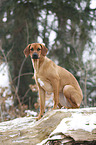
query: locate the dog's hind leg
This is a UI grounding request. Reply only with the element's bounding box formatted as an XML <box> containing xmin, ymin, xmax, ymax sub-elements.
<box><xmin>62</xmin><ymin>85</ymin><xmax>83</xmax><ymax>108</ymax></box>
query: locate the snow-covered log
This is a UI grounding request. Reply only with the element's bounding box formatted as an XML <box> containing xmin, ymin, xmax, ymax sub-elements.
<box><xmin>0</xmin><ymin>107</ymin><xmax>96</xmax><ymax>145</ymax></box>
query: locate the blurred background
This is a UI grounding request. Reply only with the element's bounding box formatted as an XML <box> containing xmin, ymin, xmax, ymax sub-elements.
<box><xmin>0</xmin><ymin>0</ymin><xmax>96</xmax><ymax>122</ymax></box>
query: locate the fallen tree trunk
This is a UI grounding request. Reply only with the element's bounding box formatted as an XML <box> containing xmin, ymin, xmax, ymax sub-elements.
<box><xmin>0</xmin><ymin>107</ymin><xmax>96</xmax><ymax>145</ymax></box>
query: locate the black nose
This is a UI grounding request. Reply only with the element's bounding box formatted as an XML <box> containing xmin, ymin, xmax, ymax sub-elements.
<box><xmin>32</xmin><ymin>53</ymin><xmax>39</xmax><ymax>59</ymax></box>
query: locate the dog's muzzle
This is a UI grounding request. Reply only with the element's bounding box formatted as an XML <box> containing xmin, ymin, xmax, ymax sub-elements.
<box><xmin>32</xmin><ymin>53</ymin><xmax>39</xmax><ymax>59</ymax></box>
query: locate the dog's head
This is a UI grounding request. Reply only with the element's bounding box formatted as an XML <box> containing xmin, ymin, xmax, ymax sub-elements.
<box><xmin>24</xmin><ymin>43</ymin><xmax>48</xmax><ymax>59</ymax></box>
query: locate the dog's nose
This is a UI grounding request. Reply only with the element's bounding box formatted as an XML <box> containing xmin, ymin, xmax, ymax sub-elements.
<box><xmin>32</xmin><ymin>53</ymin><xmax>39</xmax><ymax>59</ymax></box>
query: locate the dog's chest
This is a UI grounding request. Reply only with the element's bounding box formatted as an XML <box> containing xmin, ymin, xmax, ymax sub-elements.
<box><xmin>34</xmin><ymin>72</ymin><xmax>53</xmax><ymax>93</ymax></box>
<box><xmin>37</xmin><ymin>78</ymin><xmax>44</xmax><ymax>87</ymax></box>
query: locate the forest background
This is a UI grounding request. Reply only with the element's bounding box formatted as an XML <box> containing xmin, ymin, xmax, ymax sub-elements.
<box><xmin>0</xmin><ymin>0</ymin><xmax>96</xmax><ymax>121</ymax></box>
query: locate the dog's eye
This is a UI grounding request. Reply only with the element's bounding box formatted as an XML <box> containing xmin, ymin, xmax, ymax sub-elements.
<box><xmin>30</xmin><ymin>47</ymin><xmax>34</xmax><ymax>51</ymax></box>
<box><xmin>37</xmin><ymin>48</ymin><xmax>41</xmax><ymax>51</ymax></box>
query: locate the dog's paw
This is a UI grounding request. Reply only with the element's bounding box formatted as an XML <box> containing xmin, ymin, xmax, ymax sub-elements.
<box><xmin>53</xmin><ymin>104</ymin><xmax>58</xmax><ymax>110</ymax></box>
<box><xmin>35</xmin><ymin>114</ymin><xmax>43</xmax><ymax>121</ymax></box>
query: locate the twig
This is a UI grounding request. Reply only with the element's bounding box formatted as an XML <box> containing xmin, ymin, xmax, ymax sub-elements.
<box><xmin>16</xmin><ymin>58</ymin><xmax>26</xmax><ymax>93</ymax></box>
<box><xmin>22</xmin><ymin>88</ymin><xmax>30</xmax><ymax>104</ymax></box>
<box><xmin>6</xmin><ymin>44</ymin><xmax>14</xmax><ymax>58</ymax></box>
<box><xmin>13</xmin><ymin>72</ymin><xmax>33</xmax><ymax>82</ymax></box>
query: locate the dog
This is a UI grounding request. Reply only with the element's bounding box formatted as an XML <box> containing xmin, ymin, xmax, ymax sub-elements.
<box><xmin>24</xmin><ymin>43</ymin><xmax>83</xmax><ymax>120</ymax></box>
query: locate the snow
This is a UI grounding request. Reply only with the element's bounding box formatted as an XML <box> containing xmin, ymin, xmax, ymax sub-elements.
<box><xmin>37</xmin><ymin>139</ymin><xmax>48</xmax><ymax>145</ymax></box>
<box><xmin>49</xmin><ymin>30</ymin><xmax>57</xmax><ymax>46</ymax></box>
<box><xmin>51</xmin><ymin>113</ymin><xmax>96</xmax><ymax>136</ymax></box>
<box><xmin>0</xmin><ymin>63</ymin><xmax>9</xmax><ymax>87</ymax></box>
<box><xmin>5</xmin><ymin>97</ymin><xmax>14</xmax><ymax>109</ymax></box>
<box><xmin>90</xmin><ymin>0</ymin><xmax>96</xmax><ymax>9</ymax></box>
<box><xmin>60</xmin><ymin>107</ymin><xmax>96</xmax><ymax>112</ymax></box>
<box><xmin>2</xmin><ymin>12</ymin><xmax>7</xmax><ymax>22</ymax></box>
<box><xmin>12</xmin><ymin>140</ymin><xmax>29</xmax><ymax>143</ymax></box>
<box><xmin>0</xmin><ymin>116</ymin><xmax>35</xmax><ymax>132</ymax></box>
<box><xmin>50</xmin><ymin>108</ymin><xmax>96</xmax><ymax>136</ymax></box>
<box><xmin>0</xmin><ymin>108</ymin><xmax>95</xmax><ymax>133</ymax></box>
<box><xmin>45</xmin><ymin>96</ymin><xmax>53</xmax><ymax>108</ymax></box>
<box><xmin>25</xmin><ymin>110</ymin><xmax>37</xmax><ymax>116</ymax></box>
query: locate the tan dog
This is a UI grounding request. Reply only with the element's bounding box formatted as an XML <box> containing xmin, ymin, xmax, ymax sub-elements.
<box><xmin>24</xmin><ymin>43</ymin><xmax>83</xmax><ymax>120</ymax></box>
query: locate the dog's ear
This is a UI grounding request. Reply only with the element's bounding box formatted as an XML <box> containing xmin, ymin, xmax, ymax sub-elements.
<box><xmin>24</xmin><ymin>44</ymin><xmax>31</xmax><ymax>57</ymax></box>
<box><xmin>40</xmin><ymin>44</ymin><xmax>48</xmax><ymax>56</ymax></box>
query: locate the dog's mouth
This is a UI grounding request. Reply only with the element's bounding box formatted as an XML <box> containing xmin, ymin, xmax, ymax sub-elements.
<box><xmin>32</xmin><ymin>53</ymin><xmax>39</xmax><ymax>59</ymax></box>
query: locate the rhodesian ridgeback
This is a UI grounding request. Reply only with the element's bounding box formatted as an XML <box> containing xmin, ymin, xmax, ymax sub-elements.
<box><xmin>24</xmin><ymin>43</ymin><xmax>83</xmax><ymax>120</ymax></box>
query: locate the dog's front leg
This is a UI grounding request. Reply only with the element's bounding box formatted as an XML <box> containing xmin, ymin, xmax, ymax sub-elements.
<box><xmin>36</xmin><ymin>87</ymin><xmax>45</xmax><ymax>120</ymax></box>
<box><xmin>51</xmin><ymin>78</ymin><xmax>60</xmax><ymax>110</ymax></box>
